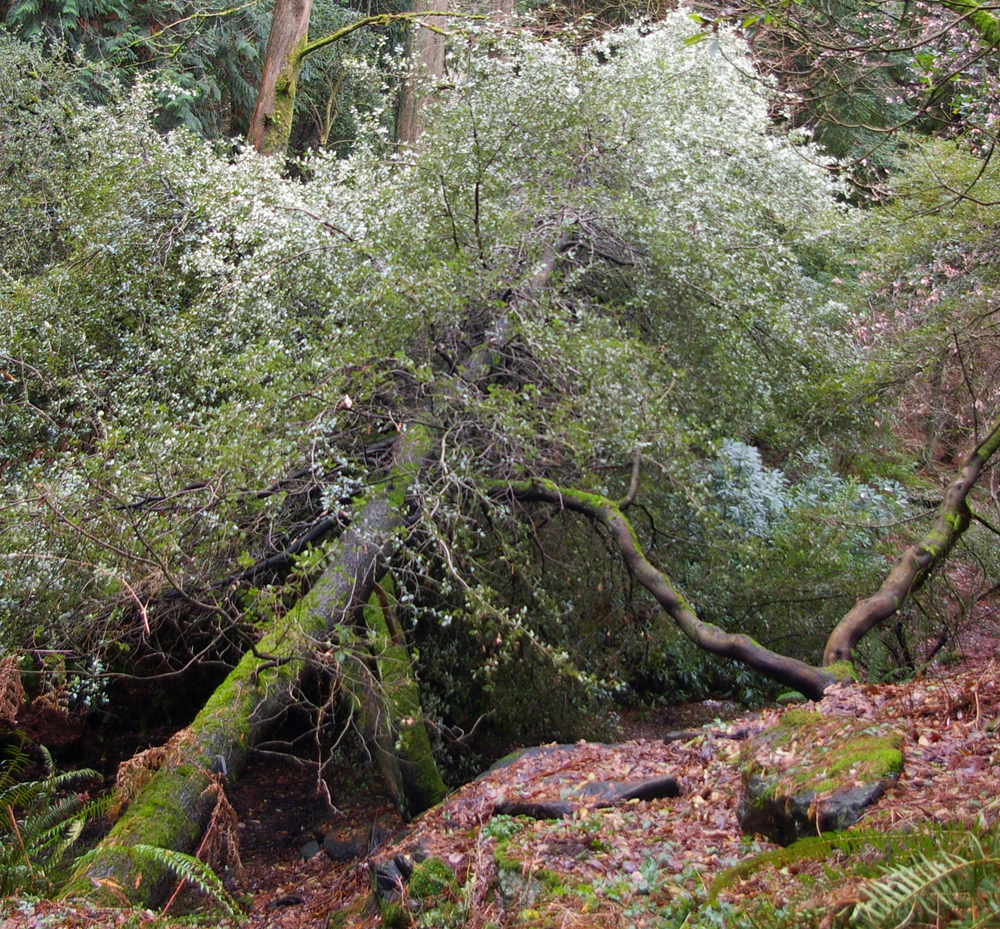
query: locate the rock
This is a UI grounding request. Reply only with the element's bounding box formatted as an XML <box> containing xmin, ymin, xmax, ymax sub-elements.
<box><xmin>738</xmin><ymin>708</ymin><xmax>903</xmax><ymax>845</ymax></box>
<box><xmin>484</xmin><ymin>744</ymin><xmax>582</xmax><ymax>775</ymax></box>
<box><xmin>299</xmin><ymin>840</ymin><xmax>321</xmax><ymax>860</ymax></box>
<box><xmin>393</xmin><ymin>853</ymin><xmax>414</xmax><ymax>880</ymax></box>
<box><xmin>497</xmin><ymin>864</ymin><xmax>547</xmax><ymax>907</ymax></box>
<box><xmin>572</xmin><ymin>775</ymin><xmax>680</xmax><ymax>806</ymax></box>
<box><xmin>372</xmin><ymin>859</ymin><xmax>406</xmax><ymax>900</ymax></box>
<box><xmin>323</xmin><ymin>836</ymin><xmax>363</xmax><ymax>862</ymax></box>
<box><xmin>739</xmin><ymin>776</ymin><xmax>888</xmax><ymax>846</ymax></box>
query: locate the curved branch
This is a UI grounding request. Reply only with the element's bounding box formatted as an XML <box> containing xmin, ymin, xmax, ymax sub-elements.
<box><xmin>618</xmin><ymin>452</ymin><xmax>641</xmax><ymax>511</ymax></box>
<box><xmin>823</xmin><ymin>411</ymin><xmax>1000</xmax><ymax>665</ymax></box>
<box><xmin>495</xmin><ymin>480</ymin><xmax>836</xmax><ymax>701</ymax></box>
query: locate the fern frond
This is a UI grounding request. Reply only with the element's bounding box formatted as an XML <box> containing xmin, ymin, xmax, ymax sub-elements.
<box><xmin>0</xmin><ymin>745</ymin><xmax>101</xmax><ymax>896</ymax></box>
<box><xmin>130</xmin><ymin>845</ymin><xmax>240</xmax><ymax>919</ymax></box>
<box><xmin>854</xmin><ymin>852</ymin><xmax>1000</xmax><ymax>929</ymax></box>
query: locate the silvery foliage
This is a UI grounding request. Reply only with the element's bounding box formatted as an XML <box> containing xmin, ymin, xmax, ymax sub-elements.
<box><xmin>1</xmin><ymin>16</ymin><xmax>858</xmax><ymax>660</ymax></box>
<box><xmin>712</xmin><ymin>440</ymin><xmax>788</xmax><ymax>537</ymax></box>
<box><xmin>711</xmin><ymin>440</ymin><xmax>909</xmax><ymax>540</ymax></box>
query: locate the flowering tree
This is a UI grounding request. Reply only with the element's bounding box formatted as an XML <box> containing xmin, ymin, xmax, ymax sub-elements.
<box><xmin>3</xmin><ymin>14</ymin><xmax>998</xmax><ymax>903</ymax></box>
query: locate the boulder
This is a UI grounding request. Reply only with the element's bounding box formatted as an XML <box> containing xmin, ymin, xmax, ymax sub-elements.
<box><xmin>738</xmin><ymin>708</ymin><xmax>903</xmax><ymax>845</ymax></box>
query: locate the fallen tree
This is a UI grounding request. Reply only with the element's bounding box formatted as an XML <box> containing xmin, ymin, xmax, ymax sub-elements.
<box><xmin>6</xmin><ymin>14</ymin><xmax>1000</xmax><ymax>911</ymax></box>
<box><xmin>65</xmin><ymin>403</ymin><xmax>1000</xmax><ymax>905</ymax></box>
<box><xmin>63</xmin><ymin>429</ymin><xmax>448</xmax><ymax>904</ymax></box>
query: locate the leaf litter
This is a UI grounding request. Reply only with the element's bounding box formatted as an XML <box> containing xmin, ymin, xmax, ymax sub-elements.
<box><xmin>2</xmin><ymin>641</ymin><xmax>999</xmax><ymax>928</ymax></box>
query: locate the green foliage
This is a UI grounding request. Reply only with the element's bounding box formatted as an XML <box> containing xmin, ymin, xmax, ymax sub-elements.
<box><xmin>704</xmin><ymin>821</ymin><xmax>1000</xmax><ymax>929</ymax></box>
<box><xmin>0</xmin><ymin>742</ymin><xmax>101</xmax><ymax>897</ymax></box>
<box><xmin>0</xmin><ymin>11</ymin><xmax>925</xmax><ymax>760</ymax></box>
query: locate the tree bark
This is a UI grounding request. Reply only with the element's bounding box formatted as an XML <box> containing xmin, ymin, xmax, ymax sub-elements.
<box><xmin>496</xmin><ymin>479</ymin><xmax>839</xmax><ymax>701</ymax></box>
<box><xmin>246</xmin><ymin>0</ymin><xmax>313</xmax><ymax>156</ymax></box>
<box><xmin>395</xmin><ymin>0</ymin><xmax>448</xmax><ymax>147</ymax></box>
<box><xmin>342</xmin><ymin>580</ymin><xmax>447</xmax><ymax>821</ymax></box>
<box><xmin>823</xmin><ymin>412</ymin><xmax>1000</xmax><ymax>664</ymax></box>
<box><xmin>63</xmin><ymin>428</ymin><xmax>441</xmax><ymax>907</ymax></box>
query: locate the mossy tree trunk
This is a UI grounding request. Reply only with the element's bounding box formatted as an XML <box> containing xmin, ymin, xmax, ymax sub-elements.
<box><xmin>341</xmin><ymin>579</ymin><xmax>447</xmax><ymax>821</ymax></box>
<box><xmin>823</xmin><ymin>412</ymin><xmax>1000</xmax><ymax>664</ymax></box>
<box><xmin>246</xmin><ymin>0</ymin><xmax>313</xmax><ymax>156</ymax></box>
<box><xmin>63</xmin><ymin>429</ymin><xmax>443</xmax><ymax>907</ymax></box>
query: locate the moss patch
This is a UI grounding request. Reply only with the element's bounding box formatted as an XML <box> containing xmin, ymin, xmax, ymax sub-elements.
<box><xmin>408</xmin><ymin>856</ymin><xmax>457</xmax><ymax>899</ymax></box>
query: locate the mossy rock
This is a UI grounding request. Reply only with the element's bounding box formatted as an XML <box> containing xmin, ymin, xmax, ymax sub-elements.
<box><xmin>409</xmin><ymin>856</ymin><xmax>458</xmax><ymax>899</ymax></box>
<box><xmin>738</xmin><ymin>710</ymin><xmax>903</xmax><ymax>845</ymax></box>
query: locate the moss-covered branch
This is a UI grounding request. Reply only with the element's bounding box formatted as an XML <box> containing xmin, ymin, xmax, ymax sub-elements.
<box><xmin>823</xmin><ymin>412</ymin><xmax>1000</xmax><ymax>664</ymax></box>
<box><xmin>943</xmin><ymin>0</ymin><xmax>1000</xmax><ymax>46</ymax></box>
<box><xmin>494</xmin><ymin>480</ymin><xmax>838</xmax><ymax>701</ymax></box>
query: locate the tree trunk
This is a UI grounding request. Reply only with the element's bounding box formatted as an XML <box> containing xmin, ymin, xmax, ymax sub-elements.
<box><xmin>823</xmin><ymin>411</ymin><xmax>1000</xmax><ymax>664</ymax></box>
<box><xmin>63</xmin><ymin>429</ymin><xmax>441</xmax><ymax>907</ymax></box>
<box><xmin>342</xmin><ymin>580</ymin><xmax>447</xmax><ymax>821</ymax></box>
<box><xmin>246</xmin><ymin>0</ymin><xmax>313</xmax><ymax>155</ymax></box>
<box><xmin>395</xmin><ymin>0</ymin><xmax>448</xmax><ymax>147</ymax></box>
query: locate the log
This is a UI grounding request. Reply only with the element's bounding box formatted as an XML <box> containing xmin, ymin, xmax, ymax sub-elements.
<box><xmin>63</xmin><ymin>428</ymin><xmax>440</xmax><ymax>906</ymax></box>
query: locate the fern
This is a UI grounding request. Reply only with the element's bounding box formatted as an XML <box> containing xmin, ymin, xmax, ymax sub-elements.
<box><xmin>0</xmin><ymin>742</ymin><xmax>100</xmax><ymax>897</ymax></box>
<box><xmin>128</xmin><ymin>845</ymin><xmax>241</xmax><ymax>919</ymax></box>
<box><xmin>854</xmin><ymin>840</ymin><xmax>1000</xmax><ymax>929</ymax></box>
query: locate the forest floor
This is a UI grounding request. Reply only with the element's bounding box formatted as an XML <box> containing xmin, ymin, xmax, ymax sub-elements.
<box><xmin>2</xmin><ymin>630</ymin><xmax>999</xmax><ymax>929</ymax></box>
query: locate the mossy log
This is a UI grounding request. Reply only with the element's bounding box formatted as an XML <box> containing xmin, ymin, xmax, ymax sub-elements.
<box><xmin>64</xmin><ymin>429</ymin><xmax>440</xmax><ymax>907</ymax></box>
<box><xmin>341</xmin><ymin>580</ymin><xmax>447</xmax><ymax>821</ymax></box>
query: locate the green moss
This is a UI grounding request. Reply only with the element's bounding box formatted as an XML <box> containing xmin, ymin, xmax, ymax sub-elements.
<box><xmin>753</xmin><ymin>710</ymin><xmax>904</xmax><ymax>801</ymax></box>
<box><xmin>495</xmin><ymin>845</ymin><xmax>522</xmax><ymax>875</ymax></box>
<box><xmin>363</xmin><ymin>582</ymin><xmax>447</xmax><ymax>811</ymax></box>
<box><xmin>534</xmin><ymin>867</ymin><xmax>564</xmax><ymax>892</ymax></box>
<box><xmin>379</xmin><ymin>899</ymin><xmax>409</xmax><ymax>928</ymax></box>
<box><xmin>778</xmin><ymin>708</ymin><xmax>821</xmax><ymax>731</ymax></box>
<box><xmin>824</xmin><ymin>660</ymin><xmax>858</xmax><ymax>682</ymax></box>
<box><xmin>825</xmin><ymin>736</ymin><xmax>903</xmax><ymax>780</ymax></box>
<box><xmin>409</xmin><ymin>857</ymin><xmax>457</xmax><ymax>898</ymax></box>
